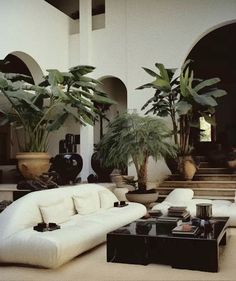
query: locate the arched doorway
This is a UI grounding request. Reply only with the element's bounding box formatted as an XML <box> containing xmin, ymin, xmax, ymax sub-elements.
<box><xmin>186</xmin><ymin>22</ymin><xmax>236</xmax><ymax>153</ymax></box>
<box><xmin>0</xmin><ymin>52</ymin><xmax>43</xmax><ymax>163</ymax></box>
<box><xmin>94</xmin><ymin>76</ymin><xmax>127</xmax><ymax>144</ymax></box>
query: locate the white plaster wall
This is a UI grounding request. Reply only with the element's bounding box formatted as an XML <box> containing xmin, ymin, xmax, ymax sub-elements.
<box><xmin>126</xmin><ymin>0</ymin><xmax>236</xmax><ymax>112</ymax></box>
<box><xmin>0</xmin><ymin>0</ymin><xmax>70</xmax><ymax>72</ymax></box>
<box><xmin>0</xmin><ymin>0</ymin><xmax>71</xmax><ymax>157</ymax></box>
<box><xmin>90</xmin><ymin>0</ymin><xmax>236</xmax><ymax>181</ymax></box>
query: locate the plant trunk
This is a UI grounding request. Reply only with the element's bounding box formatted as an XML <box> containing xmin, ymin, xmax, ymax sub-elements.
<box><xmin>137</xmin><ymin>157</ymin><xmax>148</xmax><ymax>190</ymax></box>
<box><xmin>179</xmin><ymin>115</ymin><xmax>190</xmax><ymax>155</ymax></box>
<box><xmin>170</xmin><ymin>109</ymin><xmax>178</xmax><ymax>146</ymax></box>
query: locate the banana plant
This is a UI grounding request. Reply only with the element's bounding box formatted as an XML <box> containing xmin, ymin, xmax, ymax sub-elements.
<box><xmin>137</xmin><ymin>63</ymin><xmax>179</xmax><ymax>145</ymax></box>
<box><xmin>137</xmin><ymin>60</ymin><xmax>227</xmax><ymax>156</ymax></box>
<box><xmin>177</xmin><ymin>61</ymin><xmax>227</xmax><ymax>155</ymax></box>
<box><xmin>0</xmin><ymin>65</ymin><xmax>115</xmax><ymax>152</ymax></box>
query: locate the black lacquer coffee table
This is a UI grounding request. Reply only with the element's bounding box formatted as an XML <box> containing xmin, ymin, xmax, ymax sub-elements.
<box><xmin>107</xmin><ymin>217</ymin><xmax>229</xmax><ymax>272</ymax></box>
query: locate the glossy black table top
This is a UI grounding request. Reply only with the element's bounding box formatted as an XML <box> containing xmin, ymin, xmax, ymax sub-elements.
<box><xmin>109</xmin><ymin>216</ymin><xmax>229</xmax><ymax>240</ymax></box>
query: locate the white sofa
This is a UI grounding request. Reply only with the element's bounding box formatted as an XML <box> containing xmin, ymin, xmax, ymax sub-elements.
<box><xmin>0</xmin><ymin>184</ymin><xmax>146</xmax><ymax>268</ymax></box>
<box><xmin>152</xmin><ymin>188</ymin><xmax>236</xmax><ymax>226</ymax></box>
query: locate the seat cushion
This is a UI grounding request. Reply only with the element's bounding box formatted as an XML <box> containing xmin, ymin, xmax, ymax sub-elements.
<box><xmin>73</xmin><ymin>191</ymin><xmax>100</xmax><ymax>215</ymax></box>
<box><xmin>40</xmin><ymin>200</ymin><xmax>70</xmax><ymax>224</ymax></box>
<box><xmin>99</xmin><ymin>189</ymin><xmax>118</xmax><ymax>209</ymax></box>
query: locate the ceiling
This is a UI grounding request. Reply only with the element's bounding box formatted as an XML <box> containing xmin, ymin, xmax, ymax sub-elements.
<box><xmin>45</xmin><ymin>0</ymin><xmax>105</xmax><ymax>19</ymax></box>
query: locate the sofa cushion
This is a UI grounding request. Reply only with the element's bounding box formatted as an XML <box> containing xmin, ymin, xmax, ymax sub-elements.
<box><xmin>73</xmin><ymin>191</ymin><xmax>100</xmax><ymax>215</ymax></box>
<box><xmin>164</xmin><ymin>188</ymin><xmax>194</xmax><ymax>204</ymax></box>
<box><xmin>99</xmin><ymin>189</ymin><xmax>118</xmax><ymax>209</ymax></box>
<box><xmin>40</xmin><ymin>200</ymin><xmax>70</xmax><ymax>224</ymax></box>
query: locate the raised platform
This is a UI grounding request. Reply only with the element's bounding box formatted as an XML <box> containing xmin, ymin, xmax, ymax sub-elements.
<box><xmin>0</xmin><ymin>184</ymin><xmax>29</xmax><ymax>201</ymax></box>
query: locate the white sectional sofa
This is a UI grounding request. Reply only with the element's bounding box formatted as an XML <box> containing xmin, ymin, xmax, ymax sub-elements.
<box><xmin>152</xmin><ymin>188</ymin><xmax>236</xmax><ymax>226</ymax></box>
<box><xmin>0</xmin><ymin>184</ymin><xmax>146</xmax><ymax>268</ymax></box>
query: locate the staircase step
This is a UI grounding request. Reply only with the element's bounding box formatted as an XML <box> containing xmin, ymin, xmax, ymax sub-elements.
<box><xmin>159</xmin><ymin>180</ymin><xmax>236</xmax><ymax>189</ymax></box>
<box><xmin>197</xmin><ymin>167</ymin><xmax>230</xmax><ymax>174</ymax></box>
<box><xmin>194</xmin><ymin>174</ymin><xmax>236</xmax><ymax>181</ymax></box>
<box><xmin>168</xmin><ymin>174</ymin><xmax>236</xmax><ymax>181</ymax></box>
<box><xmin>157</xmin><ymin>185</ymin><xmax>236</xmax><ymax>201</ymax></box>
<box><xmin>199</xmin><ymin>161</ymin><xmax>211</xmax><ymax>168</ymax></box>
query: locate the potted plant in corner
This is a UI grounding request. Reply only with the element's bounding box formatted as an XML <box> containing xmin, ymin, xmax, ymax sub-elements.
<box><xmin>137</xmin><ymin>60</ymin><xmax>227</xmax><ymax>180</ymax></box>
<box><xmin>95</xmin><ymin>112</ymin><xmax>176</xmax><ymax>205</ymax></box>
<box><xmin>0</xmin><ymin>65</ymin><xmax>114</xmax><ymax>179</ymax></box>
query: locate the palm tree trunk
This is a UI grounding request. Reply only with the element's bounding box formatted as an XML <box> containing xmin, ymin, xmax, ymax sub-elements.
<box><xmin>137</xmin><ymin>156</ymin><xmax>148</xmax><ymax>190</ymax></box>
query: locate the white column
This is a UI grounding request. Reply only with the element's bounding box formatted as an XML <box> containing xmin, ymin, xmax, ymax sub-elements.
<box><xmin>79</xmin><ymin>0</ymin><xmax>94</xmax><ymax>181</ymax></box>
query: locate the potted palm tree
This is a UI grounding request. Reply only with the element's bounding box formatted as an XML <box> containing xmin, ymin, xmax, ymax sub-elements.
<box><xmin>137</xmin><ymin>61</ymin><xmax>227</xmax><ymax>180</ymax></box>
<box><xmin>95</xmin><ymin>112</ymin><xmax>176</xmax><ymax>204</ymax></box>
<box><xmin>0</xmin><ymin>65</ymin><xmax>114</xmax><ymax>179</ymax></box>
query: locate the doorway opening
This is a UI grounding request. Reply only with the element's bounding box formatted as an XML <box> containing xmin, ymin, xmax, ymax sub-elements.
<box><xmin>94</xmin><ymin>76</ymin><xmax>127</xmax><ymax>144</ymax></box>
<box><xmin>186</xmin><ymin>22</ymin><xmax>236</xmax><ymax>153</ymax></box>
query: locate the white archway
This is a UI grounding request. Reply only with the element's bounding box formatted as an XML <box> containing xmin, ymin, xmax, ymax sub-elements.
<box><xmin>94</xmin><ymin>75</ymin><xmax>127</xmax><ymax>144</ymax></box>
<box><xmin>181</xmin><ymin>19</ymin><xmax>236</xmax><ymax>68</ymax></box>
<box><xmin>5</xmin><ymin>51</ymin><xmax>44</xmax><ymax>84</ymax></box>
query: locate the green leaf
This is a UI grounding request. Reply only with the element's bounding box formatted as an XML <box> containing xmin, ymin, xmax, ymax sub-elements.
<box><xmin>47</xmin><ymin>112</ymin><xmax>68</xmax><ymax>131</ymax></box>
<box><xmin>69</xmin><ymin>65</ymin><xmax>95</xmax><ymax>76</ymax></box>
<box><xmin>192</xmin><ymin>93</ymin><xmax>217</xmax><ymax>107</ymax></box>
<box><xmin>47</xmin><ymin>69</ymin><xmax>64</xmax><ymax>86</ymax></box>
<box><xmin>205</xmin><ymin>89</ymin><xmax>227</xmax><ymax>98</ymax></box>
<box><xmin>136</xmin><ymin>83</ymin><xmax>155</xmax><ymax>90</ymax></box>
<box><xmin>142</xmin><ymin>67</ymin><xmax>158</xmax><ymax>77</ymax></box>
<box><xmin>176</xmin><ymin>100</ymin><xmax>192</xmax><ymax>115</ymax></box>
<box><xmin>92</xmin><ymin>94</ymin><xmax>116</xmax><ymax>105</ymax></box>
<box><xmin>155</xmin><ymin>63</ymin><xmax>170</xmax><ymax>82</ymax></box>
<box><xmin>194</xmin><ymin>78</ymin><xmax>220</xmax><ymax>92</ymax></box>
<box><xmin>153</xmin><ymin>78</ymin><xmax>171</xmax><ymax>91</ymax></box>
<box><xmin>0</xmin><ymin>77</ymin><xmax>8</xmax><ymax>89</ymax></box>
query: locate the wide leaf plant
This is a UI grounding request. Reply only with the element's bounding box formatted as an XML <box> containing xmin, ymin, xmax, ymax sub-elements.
<box><xmin>137</xmin><ymin>61</ymin><xmax>227</xmax><ymax>156</ymax></box>
<box><xmin>0</xmin><ymin>65</ymin><xmax>115</xmax><ymax>152</ymax></box>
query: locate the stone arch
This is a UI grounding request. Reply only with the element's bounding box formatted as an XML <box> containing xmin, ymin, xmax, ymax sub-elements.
<box><xmin>3</xmin><ymin>51</ymin><xmax>44</xmax><ymax>84</ymax></box>
<box><xmin>181</xmin><ymin>19</ymin><xmax>236</xmax><ymax>67</ymax></box>
<box><xmin>182</xmin><ymin>20</ymin><xmax>236</xmax><ymax>151</ymax></box>
<box><xmin>94</xmin><ymin>75</ymin><xmax>127</xmax><ymax>144</ymax></box>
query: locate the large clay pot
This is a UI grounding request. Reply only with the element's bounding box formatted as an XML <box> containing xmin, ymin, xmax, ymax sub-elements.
<box><xmin>126</xmin><ymin>190</ymin><xmax>158</xmax><ymax>207</ymax></box>
<box><xmin>16</xmin><ymin>152</ymin><xmax>50</xmax><ymax>180</ymax></box>
<box><xmin>178</xmin><ymin>155</ymin><xmax>197</xmax><ymax>180</ymax></box>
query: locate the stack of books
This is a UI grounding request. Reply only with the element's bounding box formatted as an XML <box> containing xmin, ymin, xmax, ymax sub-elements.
<box><xmin>172</xmin><ymin>223</ymin><xmax>200</xmax><ymax>237</ymax></box>
<box><xmin>168</xmin><ymin>206</ymin><xmax>190</xmax><ymax>221</ymax></box>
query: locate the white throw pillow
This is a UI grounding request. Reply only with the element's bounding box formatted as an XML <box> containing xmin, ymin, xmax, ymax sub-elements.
<box><xmin>99</xmin><ymin>189</ymin><xmax>118</xmax><ymax>209</ymax></box>
<box><xmin>39</xmin><ymin>200</ymin><xmax>70</xmax><ymax>224</ymax></box>
<box><xmin>165</xmin><ymin>188</ymin><xmax>194</xmax><ymax>204</ymax></box>
<box><xmin>73</xmin><ymin>191</ymin><xmax>100</xmax><ymax>215</ymax></box>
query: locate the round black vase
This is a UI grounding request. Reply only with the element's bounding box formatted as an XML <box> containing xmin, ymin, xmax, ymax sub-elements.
<box><xmin>91</xmin><ymin>152</ymin><xmax>113</xmax><ymax>182</ymax></box>
<box><xmin>51</xmin><ymin>153</ymin><xmax>83</xmax><ymax>185</ymax></box>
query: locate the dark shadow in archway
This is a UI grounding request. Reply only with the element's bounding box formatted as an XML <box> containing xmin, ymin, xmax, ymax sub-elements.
<box><xmin>187</xmin><ymin>22</ymin><xmax>236</xmax><ymax>153</ymax></box>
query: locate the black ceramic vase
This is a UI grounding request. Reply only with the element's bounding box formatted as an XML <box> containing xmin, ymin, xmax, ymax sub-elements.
<box><xmin>51</xmin><ymin>134</ymin><xmax>83</xmax><ymax>185</ymax></box>
<box><xmin>51</xmin><ymin>153</ymin><xmax>83</xmax><ymax>185</ymax></box>
<box><xmin>91</xmin><ymin>152</ymin><xmax>114</xmax><ymax>182</ymax></box>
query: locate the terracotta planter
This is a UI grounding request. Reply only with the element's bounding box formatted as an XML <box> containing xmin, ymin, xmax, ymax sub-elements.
<box><xmin>126</xmin><ymin>191</ymin><xmax>158</xmax><ymax>207</ymax></box>
<box><xmin>16</xmin><ymin>152</ymin><xmax>50</xmax><ymax>180</ymax></box>
<box><xmin>178</xmin><ymin>155</ymin><xmax>197</xmax><ymax>181</ymax></box>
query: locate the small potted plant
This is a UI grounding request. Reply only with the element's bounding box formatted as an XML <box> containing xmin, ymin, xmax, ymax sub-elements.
<box><xmin>0</xmin><ymin>65</ymin><xmax>114</xmax><ymax>179</ymax></box>
<box><xmin>95</xmin><ymin>112</ymin><xmax>176</xmax><ymax>205</ymax></box>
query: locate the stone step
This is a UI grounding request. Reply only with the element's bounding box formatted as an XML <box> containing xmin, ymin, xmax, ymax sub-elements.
<box><xmin>159</xmin><ymin>180</ymin><xmax>236</xmax><ymax>189</ymax></box>
<box><xmin>168</xmin><ymin>174</ymin><xmax>236</xmax><ymax>181</ymax></box>
<box><xmin>157</xmin><ymin>186</ymin><xmax>236</xmax><ymax>201</ymax></box>
<box><xmin>196</xmin><ymin>167</ymin><xmax>231</xmax><ymax>174</ymax></box>
<box><xmin>194</xmin><ymin>174</ymin><xmax>236</xmax><ymax>181</ymax></box>
<box><xmin>199</xmin><ymin>161</ymin><xmax>211</xmax><ymax>168</ymax></box>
